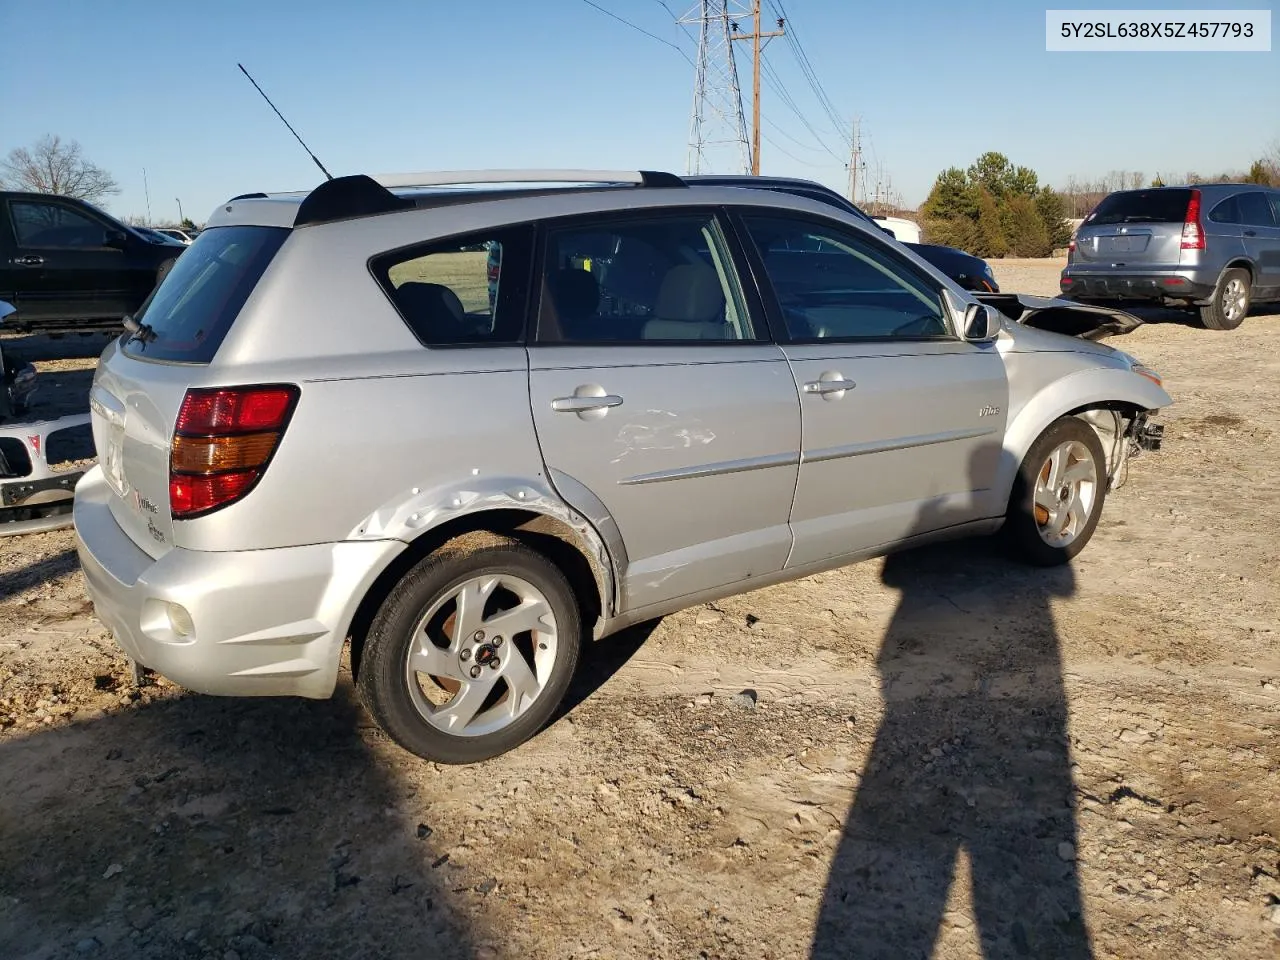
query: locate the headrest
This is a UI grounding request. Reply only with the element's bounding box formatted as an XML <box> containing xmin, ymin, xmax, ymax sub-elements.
<box><xmin>549</xmin><ymin>268</ymin><xmax>600</xmax><ymax>322</ymax></box>
<box><xmin>395</xmin><ymin>282</ymin><xmax>466</xmax><ymax>338</ymax></box>
<box><xmin>654</xmin><ymin>263</ymin><xmax>724</xmax><ymax>322</ymax></box>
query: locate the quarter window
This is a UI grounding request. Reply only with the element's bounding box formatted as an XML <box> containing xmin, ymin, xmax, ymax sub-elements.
<box><xmin>1209</xmin><ymin>195</ymin><xmax>1240</xmax><ymax>224</ymax></box>
<box><xmin>374</xmin><ymin>227</ymin><xmax>532</xmax><ymax>345</ymax></box>
<box><xmin>741</xmin><ymin>214</ymin><xmax>951</xmax><ymax>341</ymax></box>
<box><xmin>536</xmin><ymin>214</ymin><xmax>755</xmax><ymax>343</ymax></box>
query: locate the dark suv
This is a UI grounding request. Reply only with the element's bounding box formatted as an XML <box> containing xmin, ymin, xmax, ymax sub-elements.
<box><xmin>1061</xmin><ymin>183</ymin><xmax>1280</xmax><ymax>330</ymax></box>
<box><xmin>0</xmin><ymin>192</ymin><xmax>185</xmax><ymax>331</ymax></box>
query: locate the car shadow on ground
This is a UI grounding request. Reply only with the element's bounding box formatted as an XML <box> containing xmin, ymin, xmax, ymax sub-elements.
<box><xmin>0</xmin><ymin>684</ymin><xmax>481</xmax><ymax>960</ymax></box>
<box><xmin>811</xmin><ymin>445</ymin><xmax>1093</xmax><ymax>959</ymax></box>
<box><xmin>552</xmin><ymin>618</ymin><xmax>662</xmax><ymax>722</ymax></box>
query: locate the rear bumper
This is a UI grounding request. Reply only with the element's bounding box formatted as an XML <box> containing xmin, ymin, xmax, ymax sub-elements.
<box><xmin>73</xmin><ymin>466</ymin><xmax>403</xmax><ymax>699</ymax></box>
<box><xmin>1060</xmin><ymin>268</ymin><xmax>1215</xmax><ymax>302</ymax></box>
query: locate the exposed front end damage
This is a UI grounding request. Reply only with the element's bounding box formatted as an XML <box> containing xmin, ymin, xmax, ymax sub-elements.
<box><xmin>1077</xmin><ymin>406</ymin><xmax>1165</xmax><ymax>492</ymax></box>
<box><xmin>979</xmin><ymin>293</ymin><xmax>1143</xmax><ymax>341</ymax></box>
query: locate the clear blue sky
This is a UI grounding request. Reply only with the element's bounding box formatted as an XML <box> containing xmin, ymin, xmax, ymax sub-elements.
<box><xmin>2</xmin><ymin>0</ymin><xmax>1276</xmax><ymax>224</ymax></box>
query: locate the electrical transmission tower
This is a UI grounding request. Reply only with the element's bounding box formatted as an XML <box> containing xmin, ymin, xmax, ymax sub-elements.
<box><xmin>680</xmin><ymin>2</ymin><xmax>750</xmax><ymax>175</ymax></box>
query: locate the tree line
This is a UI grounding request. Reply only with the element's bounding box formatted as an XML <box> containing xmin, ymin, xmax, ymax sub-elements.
<box><xmin>921</xmin><ymin>144</ymin><xmax>1280</xmax><ymax>258</ymax></box>
<box><xmin>920</xmin><ymin>152</ymin><xmax>1073</xmax><ymax>259</ymax></box>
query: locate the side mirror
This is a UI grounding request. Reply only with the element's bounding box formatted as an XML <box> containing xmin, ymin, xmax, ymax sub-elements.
<box><xmin>0</xmin><ymin>300</ymin><xmax>15</xmax><ymax>322</ymax></box>
<box><xmin>103</xmin><ymin>230</ymin><xmax>128</xmax><ymax>249</ymax></box>
<box><xmin>879</xmin><ymin>225</ymin><xmax>896</xmax><ymax>238</ymax></box>
<box><xmin>962</xmin><ymin>303</ymin><xmax>1001</xmax><ymax>341</ymax></box>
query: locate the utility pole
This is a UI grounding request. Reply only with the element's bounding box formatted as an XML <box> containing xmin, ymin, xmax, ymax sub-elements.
<box><xmin>176</xmin><ymin>197</ymin><xmax>184</xmax><ymax>225</ymax></box>
<box><xmin>846</xmin><ymin>118</ymin><xmax>862</xmax><ymax>204</ymax></box>
<box><xmin>142</xmin><ymin>168</ymin><xmax>152</xmax><ymax>226</ymax></box>
<box><xmin>730</xmin><ymin>2</ymin><xmax>784</xmax><ymax>175</ymax></box>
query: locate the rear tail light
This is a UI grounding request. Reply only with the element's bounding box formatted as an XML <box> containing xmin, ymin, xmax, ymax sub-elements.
<box><xmin>169</xmin><ymin>385</ymin><xmax>299</xmax><ymax>519</ymax></box>
<box><xmin>1180</xmin><ymin>188</ymin><xmax>1205</xmax><ymax>250</ymax></box>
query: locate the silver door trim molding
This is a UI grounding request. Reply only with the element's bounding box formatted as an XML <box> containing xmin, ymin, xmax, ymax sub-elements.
<box><xmin>803</xmin><ymin>426</ymin><xmax>996</xmax><ymax>465</ymax></box>
<box><xmin>618</xmin><ymin>450</ymin><xmax>800</xmax><ymax>486</ymax></box>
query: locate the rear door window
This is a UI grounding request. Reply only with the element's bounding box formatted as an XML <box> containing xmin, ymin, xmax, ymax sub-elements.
<box><xmin>1087</xmin><ymin>189</ymin><xmax>1191</xmax><ymax>226</ymax></box>
<box><xmin>124</xmin><ymin>225</ymin><xmax>288</xmax><ymax>363</ymax></box>
<box><xmin>1238</xmin><ymin>192</ymin><xmax>1277</xmax><ymax>227</ymax></box>
<box><xmin>535</xmin><ymin>213</ymin><xmax>757</xmax><ymax>343</ymax></box>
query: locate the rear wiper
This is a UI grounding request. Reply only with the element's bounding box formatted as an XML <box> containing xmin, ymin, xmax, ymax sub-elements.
<box><xmin>122</xmin><ymin>314</ymin><xmax>157</xmax><ymax>345</ymax></box>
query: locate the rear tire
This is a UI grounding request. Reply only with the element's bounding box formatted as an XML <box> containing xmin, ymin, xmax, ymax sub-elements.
<box><xmin>1199</xmin><ymin>267</ymin><xmax>1250</xmax><ymax>330</ymax></box>
<box><xmin>1003</xmin><ymin>416</ymin><xmax>1107</xmax><ymax>567</ymax></box>
<box><xmin>356</xmin><ymin>532</ymin><xmax>581</xmax><ymax>764</ymax></box>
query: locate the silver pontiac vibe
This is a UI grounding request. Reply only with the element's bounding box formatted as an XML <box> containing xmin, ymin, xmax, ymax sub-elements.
<box><xmin>73</xmin><ymin>170</ymin><xmax>1171</xmax><ymax>764</ymax></box>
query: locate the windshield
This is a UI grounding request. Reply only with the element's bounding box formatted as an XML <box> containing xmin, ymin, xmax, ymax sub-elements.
<box><xmin>124</xmin><ymin>225</ymin><xmax>288</xmax><ymax>363</ymax></box>
<box><xmin>1087</xmin><ymin>189</ymin><xmax>1191</xmax><ymax>225</ymax></box>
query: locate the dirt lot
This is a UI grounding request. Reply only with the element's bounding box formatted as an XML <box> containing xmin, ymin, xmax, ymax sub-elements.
<box><xmin>2</xmin><ymin>261</ymin><xmax>1278</xmax><ymax>959</ymax></box>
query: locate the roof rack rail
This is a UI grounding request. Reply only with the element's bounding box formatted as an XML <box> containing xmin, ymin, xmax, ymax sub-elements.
<box><xmin>370</xmin><ymin>169</ymin><xmax>687</xmax><ymax>190</ymax></box>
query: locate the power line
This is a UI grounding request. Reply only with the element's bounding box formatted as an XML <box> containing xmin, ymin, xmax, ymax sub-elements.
<box><xmin>765</xmin><ymin>0</ymin><xmax>851</xmax><ymax>148</ymax></box>
<box><xmin>760</xmin><ymin>130</ymin><xmax>828</xmax><ymax>167</ymax></box>
<box><xmin>579</xmin><ymin>0</ymin><xmax>695</xmax><ymax>67</ymax></box>
<box><xmin>760</xmin><ymin>57</ymin><xmax>843</xmax><ymax>161</ymax></box>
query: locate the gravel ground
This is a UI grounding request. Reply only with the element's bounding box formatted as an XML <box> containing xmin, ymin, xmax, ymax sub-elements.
<box><xmin>1</xmin><ymin>261</ymin><xmax>1278</xmax><ymax>959</ymax></box>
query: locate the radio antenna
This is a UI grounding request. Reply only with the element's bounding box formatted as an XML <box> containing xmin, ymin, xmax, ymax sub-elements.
<box><xmin>237</xmin><ymin>63</ymin><xmax>334</xmax><ymax>181</ymax></box>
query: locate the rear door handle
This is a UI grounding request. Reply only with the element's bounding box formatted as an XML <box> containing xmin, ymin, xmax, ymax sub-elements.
<box><xmin>551</xmin><ymin>394</ymin><xmax>623</xmax><ymax>413</ymax></box>
<box><xmin>1243</xmin><ymin>230</ymin><xmax>1257</xmax><ymax>237</ymax></box>
<box><xmin>11</xmin><ymin>256</ymin><xmax>44</xmax><ymax>267</ymax></box>
<box><xmin>803</xmin><ymin>378</ymin><xmax>856</xmax><ymax>396</ymax></box>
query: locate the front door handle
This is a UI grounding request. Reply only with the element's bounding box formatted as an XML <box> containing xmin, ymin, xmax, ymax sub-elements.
<box><xmin>1243</xmin><ymin>229</ymin><xmax>1257</xmax><ymax>237</ymax></box>
<box><xmin>11</xmin><ymin>256</ymin><xmax>44</xmax><ymax>267</ymax></box>
<box><xmin>551</xmin><ymin>394</ymin><xmax>623</xmax><ymax>413</ymax></box>
<box><xmin>803</xmin><ymin>377</ymin><xmax>856</xmax><ymax>396</ymax></box>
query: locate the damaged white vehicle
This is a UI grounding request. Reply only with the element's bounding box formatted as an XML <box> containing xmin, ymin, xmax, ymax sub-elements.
<box><xmin>0</xmin><ymin>301</ymin><xmax>92</xmax><ymax>535</ymax></box>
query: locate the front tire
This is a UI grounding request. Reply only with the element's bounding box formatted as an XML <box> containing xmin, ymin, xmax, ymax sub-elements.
<box><xmin>356</xmin><ymin>532</ymin><xmax>581</xmax><ymax>764</ymax></box>
<box><xmin>1003</xmin><ymin>417</ymin><xmax>1107</xmax><ymax>566</ymax></box>
<box><xmin>1199</xmin><ymin>267</ymin><xmax>1250</xmax><ymax>330</ymax></box>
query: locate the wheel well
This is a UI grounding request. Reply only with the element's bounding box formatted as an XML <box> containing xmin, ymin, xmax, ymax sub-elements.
<box><xmin>345</xmin><ymin>509</ymin><xmax>604</xmax><ymax>680</ymax></box>
<box><xmin>1223</xmin><ymin>259</ymin><xmax>1253</xmax><ymax>281</ymax></box>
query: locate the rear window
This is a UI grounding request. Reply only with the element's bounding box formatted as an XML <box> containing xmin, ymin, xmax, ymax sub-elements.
<box><xmin>1087</xmin><ymin>189</ymin><xmax>1191</xmax><ymax>226</ymax></box>
<box><xmin>124</xmin><ymin>225</ymin><xmax>288</xmax><ymax>363</ymax></box>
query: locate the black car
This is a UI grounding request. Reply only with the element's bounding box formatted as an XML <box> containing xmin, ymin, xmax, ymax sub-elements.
<box><xmin>0</xmin><ymin>191</ymin><xmax>185</xmax><ymax>331</ymax></box>
<box><xmin>684</xmin><ymin>175</ymin><xmax>999</xmax><ymax>292</ymax></box>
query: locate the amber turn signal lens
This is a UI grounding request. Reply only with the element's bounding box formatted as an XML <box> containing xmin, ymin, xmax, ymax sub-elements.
<box><xmin>171</xmin><ymin>432</ymin><xmax>279</xmax><ymax>473</ymax></box>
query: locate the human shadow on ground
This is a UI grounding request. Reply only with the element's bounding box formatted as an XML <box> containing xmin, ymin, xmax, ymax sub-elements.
<box><xmin>0</xmin><ymin>549</ymin><xmax>79</xmax><ymax>604</ymax></box>
<box><xmin>0</xmin><ymin>682</ymin><xmax>479</xmax><ymax>960</ymax></box>
<box><xmin>811</xmin><ymin>448</ymin><xmax>1093</xmax><ymax>959</ymax></box>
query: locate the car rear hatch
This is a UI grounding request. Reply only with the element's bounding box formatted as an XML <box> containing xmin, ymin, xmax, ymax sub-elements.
<box><xmin>88</xmin><ymin>225</ymin><xmax>288</xmax><ymax>556</ymax></box>
<box><xmin>1073</xmin><ymin>189</ymin><xmax>1192</xmax><ymax>267</ymax></box>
